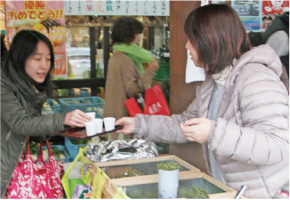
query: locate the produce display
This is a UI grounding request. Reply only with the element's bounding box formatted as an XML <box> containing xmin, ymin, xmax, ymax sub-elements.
<box><xmin>70</xmin><ymin>138</ymin><xmax>92</xmax><ymax>145</ymax></box>
<box><xmin>183</xmin><ymin>187</ymin><xmax>209</xmax><ymax>199</ymax></box>
<box><xmin>25</xmin><ymin>141</ymin><xmax>67</xmax><ymax>162</ymax></box>
<box><xmin>157</xmin><ymin>162</ymin><xmax>180</xmax><ymax>171</ymax></box>
<box><xmin>116</xmin><ymin>169</ymin><xmax>144</xmax><ymax>178</ymax></box>
<box><xmin>122</xmin><ymin>184</ymin><xmax>209</xmax><ymax>199</ymax></box>
<box><xmin>58</xmin><ymin>97</ymin><xmax>104</xmax><ymax>117</ymax></box>
<box><xmin>42</xmin><ymin>99</ymin><xmax>61</xmax><ymax>115</ymax></box>
<box><xmin>44</xmin><ymin>148</ymin><xmax>66</xmax><ymax>160</ymax></box>
<box><xmin>25</xmin><ymin>141</ymin><xmax>40</xmax><ymax>161</ymax></box>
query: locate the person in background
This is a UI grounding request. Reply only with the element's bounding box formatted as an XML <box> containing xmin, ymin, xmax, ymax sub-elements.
<box><xmin>103</xmin><ymin>16</ymin><xmax>159</xmax><ymax>140</ymax></box>
<box><xmin>115</xmin><ymin>4</ymin><xmax>289</xmax><ymax>198</ymax></box>
<box><xmin>264</xmin><ymin>11</ymin><xmax>289</xmax><ymax>76</ymax></box>
<box><xmin>1</xmin><ymin>30</ymin><xmax>93</xmax><ymax>197</ymax></box>
<box><xmin>82</xmin><ymin>34</ymin><xmax>90</xmax><ymax>47</ymax></box>
<box><xmin>261</xmin><ymin>16</ymin><xmax>268</xmax><ymax>29</ymax></box>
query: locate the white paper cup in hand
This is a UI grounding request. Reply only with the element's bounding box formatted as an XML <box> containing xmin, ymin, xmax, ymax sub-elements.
<box><xmin>93</xmin><ymin>118</ymin><xmax>103</xmax><ymax>133</ymax></box>
<box><xmin>85</xmin><ymin>121</ymin><xmax>96</xmax><ymax>136</ymax></box>
<box><xmin>104</xmin><ymin>117</ymin><xmax>116</xmax><ymax>131</ymax></box>
<box><xmin>86</xmin><ymin>112</ymin><xmax>96</xmax><ymax>121</ymax></box>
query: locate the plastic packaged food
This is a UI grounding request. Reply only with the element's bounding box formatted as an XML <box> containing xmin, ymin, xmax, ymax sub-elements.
<box><xmin>84</xmin><ymin>139</ymin><xmax>158</xmax><ymax>162</ymax></box>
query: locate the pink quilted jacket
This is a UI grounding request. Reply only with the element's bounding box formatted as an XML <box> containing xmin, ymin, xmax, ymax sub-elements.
<box><xmin>134</xmin><ymin>45</ymin><xmax>289</xmax><ymax>198</ymax></box>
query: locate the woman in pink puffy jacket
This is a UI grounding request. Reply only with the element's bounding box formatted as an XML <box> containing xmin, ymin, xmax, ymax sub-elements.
<box><xmin>115</xmin><ymin>4</ymin><xmax>289</xmax><ymax>199</ymax></box>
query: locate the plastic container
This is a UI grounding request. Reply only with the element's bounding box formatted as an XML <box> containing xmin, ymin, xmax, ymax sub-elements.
<box><xmin>42</xmin><ymin>99</ymin><xmax>62</xmax><ymax>115</ymax></box>
<box><xmin>40</xmin><ymin>145</ymin><xmax>71</xmax><ymax>163</ymax></box>
<box><xmin>111</xmin><ymin>172</ymin><xmax>236</xmax><ymax>199</ymax></box>
<box><xmin>65</xmin><ymin>138</ymin><xmax>90</xmax><ymax>161</ymax></box>
<box><xmin>154</xmin><ymin>61</ymin><xmax>170</xmax><ymax>81</ymax></box>
<box><xmin>158</xmin><ymin>169</ymin><xmax>179</xmax><ymax>198</ymax></box>
<box><xmin>58</xmin><ymin>96</ymin><xmax>104</xmax><ymax>118</ymax></box>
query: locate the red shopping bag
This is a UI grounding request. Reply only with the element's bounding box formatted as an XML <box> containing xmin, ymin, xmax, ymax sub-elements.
<box><xmin>124</xmin><ymin>97</ymin><xmax>143</xmax><ymax>117</ymax></box>
<box><xmin>143</xmin><ymin>85</ymin><xmax>170</xmax><ymax>116</ymax></box>
<box><xmin>125</xmin><ymin>85</ymin><xmax>170</xmax><ymax>117</ymax></box>
<box><xmin>4</xmin><ymin>138</ymin><xmax>64</xmax><ymax>199</ymax></box>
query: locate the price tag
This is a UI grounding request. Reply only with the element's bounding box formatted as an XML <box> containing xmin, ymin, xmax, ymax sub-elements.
<box><xmin>90</xmin><ymin>167</ymin><xmax>107</xmax><ymax>199</ymax></box>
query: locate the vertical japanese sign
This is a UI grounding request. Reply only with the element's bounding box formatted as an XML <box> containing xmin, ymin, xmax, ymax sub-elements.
<box><xmin>261</xmin><ymin>0</ymin><xmax>289</xmax><ymax>30</ymax></box>
<box><xmin>5</xmin><ymin>1</ymin><xmax>66</xmax><ymax>77</ymax></box>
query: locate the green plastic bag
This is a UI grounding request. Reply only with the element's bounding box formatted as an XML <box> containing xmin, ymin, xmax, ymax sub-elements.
<box><xmin>61</xmin><ymin>147</ymin><xmax>93</xmax><ymax>199</ymax></box>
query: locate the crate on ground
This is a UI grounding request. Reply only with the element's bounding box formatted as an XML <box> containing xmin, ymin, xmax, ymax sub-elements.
<box><xmin>40</xmin><ymin>145</ymin><xmax>71</xmax><ymax>163</ymax></box>
<box><xmin>58</xmin><ymin>96</ymin><xmax>104</xmax><ymax>118</ymax></box>
<box><xmin>65</xmin><ymin>137</ymin><xmax>91</xmax><ymax>161</ymax></box>
<box><xmin>154</xmin><ymin>61</ymin><xmax>170</xmax><ymax>81</ymax></box>
<box><xmin>42</xmin><ymin>99</ymin><xmax>62</xmax><ymax>115</ymax></box>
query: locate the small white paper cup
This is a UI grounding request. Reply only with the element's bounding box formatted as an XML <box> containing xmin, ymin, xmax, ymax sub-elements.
<box><xmin>86</xmin><ymin>112</ymin><xmax>96</xmax><ymax>121</ymax></box>
<box><xmin>85</xmin><ymin>121</ymin><xmax>96</xmax><ymax>136</ymax></box>
<box><xmin>93</xmin><ymin>118</ymin><xmax>103</xmax><ymax>133</ymax></box>
<box><xmin>104</xmin><ymin>117</ymin><xmax>116</xmax><ymax>131</ymax></box>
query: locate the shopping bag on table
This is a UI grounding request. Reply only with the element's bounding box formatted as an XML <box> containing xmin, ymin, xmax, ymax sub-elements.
<box><xmin>4</xmin><ymin>138</ymin><xmax>64</xmax><ymax>199</ymax></box>
<box><xmin>125</xmin><ymin>85</ymin><xmax>170</xmax><ymax>117</ymax></box>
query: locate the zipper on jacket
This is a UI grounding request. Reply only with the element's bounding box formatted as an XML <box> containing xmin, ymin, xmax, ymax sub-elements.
<box><xmin>196</xmin><ymin>86</ymin><xmax>202</xmax><ymax>117</ymax></box>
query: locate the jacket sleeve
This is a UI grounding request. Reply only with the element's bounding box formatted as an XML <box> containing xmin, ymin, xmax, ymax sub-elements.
<box><xmin>208</xmin><ymin>66</ymin><xmax>289</xmax><ymax>166</ymax></box>
<box><xmin>120</xmin><ymin>57</ymin><xmax>155</xmax><ymax>98</ymax></box>
<box><xmin>1</xmin><ymin>80</ymin><xmax>66</xmax><ymax>137</ymax></box>
<box><xmin>134</xmin><ymin>98</ymin><xmax>199</xmax><ymax>143</ymax></box>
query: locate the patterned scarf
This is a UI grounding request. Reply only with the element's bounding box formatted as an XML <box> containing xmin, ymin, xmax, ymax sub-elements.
<box><xmin>211</xmin><ymin>65</ymin><xmax>233</xmax><ymax>89</ymax></box>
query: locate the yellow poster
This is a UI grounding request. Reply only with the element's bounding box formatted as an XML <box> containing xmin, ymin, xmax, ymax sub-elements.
<box><xmin>5</xmin><ymin>0</ymin><xmax>66</xmax><ymax>77</ymax></box>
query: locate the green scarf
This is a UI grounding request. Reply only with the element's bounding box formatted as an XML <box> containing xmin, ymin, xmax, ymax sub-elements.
<box><xmin>113</xmin><ymin>43</ymin><xmax>153</xmax><ymax>74</ymax></box>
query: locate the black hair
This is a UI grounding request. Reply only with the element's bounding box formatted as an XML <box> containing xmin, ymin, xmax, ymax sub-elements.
<box><xmin>1</xmin><ymin>34</ymin><xmax>8</xmax><ymax>62</ymax></box>
<box><xmin>111</xmin><ymin>16</ymin><xmax>143</xmax><ymax>44</ymax></box>
<box><xmin>3</xmin><ymin>30</ymin><xmax>54</xmax><ymax>95</ymax></box>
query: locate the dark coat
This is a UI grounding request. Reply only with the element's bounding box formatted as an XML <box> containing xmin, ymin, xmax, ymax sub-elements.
<box><xmin>1</xmin><ymin>65</ymin><xmax>66</xmax><ymax>197</ymax></box>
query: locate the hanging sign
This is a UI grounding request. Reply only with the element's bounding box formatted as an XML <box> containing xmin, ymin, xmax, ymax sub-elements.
<box><xmin>261</xmin><ymin>0</ymin><xmax>289</xmax><ymax>30</ymax></box>
<box><xmin>262</xmin><ymin>0</ymin><xmax>289</xmax><ymax>14</ymax></box>
<box><xmin>5</xmin><ymin>0</ymin><xmax>67</xmax><ymax>77</ymax></box>
<box><xmin>64</xmin><ymin>0</ymin><xmax>169</xmax><ymax>16</ymax></box>
<box><xmin>231</xmin><ymin>0</ymin><xmax>262</xmax><ymax>31</ymax></box>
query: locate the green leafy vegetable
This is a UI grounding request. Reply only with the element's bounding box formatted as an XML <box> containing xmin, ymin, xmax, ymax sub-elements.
<box><xmin>184</xmin><ymin>187</ymin><xmax>209</xmax><ymax>199</ymax></box>
<box><xmin>157</xmin><ymin>162</ymin><xmax>180</xmax><ymax>171</ymax></box>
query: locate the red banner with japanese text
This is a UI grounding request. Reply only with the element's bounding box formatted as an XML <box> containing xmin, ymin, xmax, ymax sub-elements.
<box><xmin>261</xmin><ymin>0</ymin><xmax>289</xmax><ymax>30</ymax></box>
<box><xmin>262</xmin><ymin>0</ymin><xmax>289</xmax><ymax>15</ymax></box>
<box><xmin>5</xmin><ymin>0</ymin><xmax>66</xmax><ymax>77</ymax></box>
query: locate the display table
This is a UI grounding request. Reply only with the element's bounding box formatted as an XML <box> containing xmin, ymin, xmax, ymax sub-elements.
<box><xmin>83</xmin><ymin>155</ymin><xmax>239</xmax><ymax>199</ymax></box>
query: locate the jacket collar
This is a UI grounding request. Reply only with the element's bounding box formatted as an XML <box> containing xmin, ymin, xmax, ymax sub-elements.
<box><xmin>6</xmin><ymin>61</ymin><xmax>47</xmax><ymax>109</ymax></box>
<box><xmin>198</xmin><ymin>45</ymin><xmax>283</xmax><ymax>118</ymax></box>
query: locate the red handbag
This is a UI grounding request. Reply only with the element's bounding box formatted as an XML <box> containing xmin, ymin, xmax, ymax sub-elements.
<box><xmin>125</xmin><ymin>85</ymin><xmax>170</xmax><ymax>117</ymax></box>
<box><xmin>4</xmin><ymin>138</ymin><xmax>64</xmax><ymax>199</ymax></box>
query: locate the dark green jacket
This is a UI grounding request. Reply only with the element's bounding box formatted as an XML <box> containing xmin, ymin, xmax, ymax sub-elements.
<box><xmin>1</xmin><ymin>66</ymin><xmax>66</xmax><ymax>197</ymax></box>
